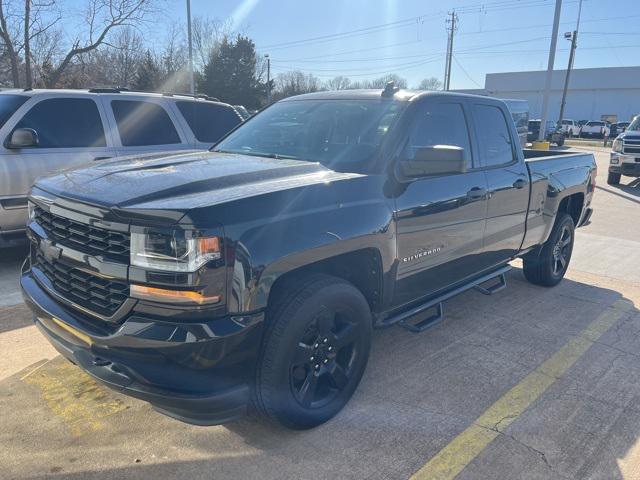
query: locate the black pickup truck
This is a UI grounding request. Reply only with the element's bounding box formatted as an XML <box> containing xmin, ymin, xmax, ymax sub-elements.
<box><xmin>21</xmin><ymin>87</ymin><xmax>596</xmax><ymax>429</ymax></box>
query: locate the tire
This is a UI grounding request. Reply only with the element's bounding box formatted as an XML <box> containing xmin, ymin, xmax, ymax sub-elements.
<box><xmin>523</xmin><ymin>213</ymin><xmax>575</xmax><ymax>287</ymax></box>
<box><xmin>255</xmin><ymin>274</ymin><xmax>372</xmax><ymax>429</ymax></box>
<box><xmin>607</xmin><ymin>172</ymin><xmax>621</xmax><ymax>185</ymax></box>
<box><xmin>557</xmin><ymin>137</ymin><xmax>565</xmax><ymax>147</ymax></box>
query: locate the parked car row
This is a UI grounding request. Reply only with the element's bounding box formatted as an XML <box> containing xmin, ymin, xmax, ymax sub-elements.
<box><xmin>535</xmin><ymin>118</ymin><xmax>633</xmax><ymax>142</ymax></box>
<box><xmin>0</xmin><ymin>89</ymin><xmax>246</xmax><ymax>244</ymax></box>
<box><xmin>527</xmin><ymin>119</ymin><xmax>566</xmax><ymax>146</ymax></box>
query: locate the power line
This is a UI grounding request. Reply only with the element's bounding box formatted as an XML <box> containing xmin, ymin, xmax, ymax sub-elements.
<box><xmin>261</xmin><ymin>12</ymin><xmax>444</xmax><ymax>51</ymax></box>
<box><xmin>452</xmin><ymin>55</ymin><xmax>483</xmax><ymax>88</ymax></box>
<box><xmin>258</xmin><ymin>0</ymin><xmax>588</xmax><ymax>52</ymax></box>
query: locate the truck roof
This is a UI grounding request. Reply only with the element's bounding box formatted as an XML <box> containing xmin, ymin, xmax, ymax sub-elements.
<box><xmin>280</xmin><ymin>89</ymin><xmax>502</xmax><ymax>103</ymax></box>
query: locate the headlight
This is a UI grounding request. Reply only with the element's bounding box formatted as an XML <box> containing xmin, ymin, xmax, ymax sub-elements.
<box><xmin>130</xmin><ymin>231</ymin><xmax>221</xmax><ymax>272</ymax></box>
<box><xmin>612</xmin><ymin>138</ymin><xmax>623</xmax><ymax>153</ymax></box>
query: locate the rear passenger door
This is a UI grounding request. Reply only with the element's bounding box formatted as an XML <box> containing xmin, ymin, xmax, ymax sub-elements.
<box><xmin>175</xmin><ymin>101</ymin><xmax>243</xmax><ymax>148</ymax></box>
<box><xmin>101</xmin><ymin>97</ymin><xmax>190</xmax><ymax>157</ymax></box>
<box><xmin>0</xmin><ymin>95</ymin><xmax>112</xmax><ymax>231</ymax></box>
<box><xmin>472</xmin><ymin>102</ymin><xmax>529</xmax><ymax>266</ymax></box>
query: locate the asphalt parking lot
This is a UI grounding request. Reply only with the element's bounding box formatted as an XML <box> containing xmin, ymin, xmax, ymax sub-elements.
<box><xmin>1</xmin><ymin>146</ymin><xmax>640</xmax><ymax>480</ymax></box>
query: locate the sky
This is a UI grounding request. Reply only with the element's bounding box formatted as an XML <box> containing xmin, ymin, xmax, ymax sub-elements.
<box><xmin>164</xmin><ymin>0</ymin><xmax>640</xmax><ymax>89</ymax></box>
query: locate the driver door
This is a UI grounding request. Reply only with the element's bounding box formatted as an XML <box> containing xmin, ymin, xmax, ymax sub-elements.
<box><xmin>392</xmin><ymin>99</ymin><xmax>488</xmax><ymax>307</ymax></box>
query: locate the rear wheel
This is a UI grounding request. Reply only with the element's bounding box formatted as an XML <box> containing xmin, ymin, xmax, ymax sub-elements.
<box><xmin>255</xmin><ymin>274</ymin><xmax>372</xmax><ymax>429</ymax></box>
<box><xmin>607</xmin><ymin>172</ymin><xmax>621</xmax><ymax>185</ymax></box>
<box><xmin>523</xmin><ymin>213</ymin><xmax>575</xmax><ymax>287</ymax></box>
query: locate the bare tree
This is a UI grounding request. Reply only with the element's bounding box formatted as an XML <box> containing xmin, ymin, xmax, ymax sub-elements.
<box><xmin>417</xmin><ymin>77</ymin><xmax>442</xmax><ymax>90</ymax></box>
<box><xmin>0</xmin><ymin>0</ymin><xmax>23</xmax><ymax>86</ymax></box>
<box><xmin>0</xmin><ymin>0</ymin><xmax>157</xmax><ymax>88</ymax></box>
<box><xmin>273</xmin><ymin>70</ymin><xmax>322</xmax><ymax>100</ymax></box>
<box><xmin>45</xmin><ymin>0</ymin><xmax>157</xmax><ymax>87</ymax></box>
<box><xmin>191</xmin><ymin>16</ymin><xmax>231</xmax><ymax>70</ymax></box>
<box><xmin>325</xmin><ymin>75</ymin><xmax>351</xmax><ymax>91</ymax></box>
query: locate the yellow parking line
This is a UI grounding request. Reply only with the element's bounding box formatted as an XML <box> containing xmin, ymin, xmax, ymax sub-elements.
<box><xmin>411</xmin><ymin>298</ymin><xmax>634</xmax><ymax>480</ymax></box>
<box><xmin>23</xmin><ymin>359</ymin><xmax>128</xmax><ymax>436</ymax></box>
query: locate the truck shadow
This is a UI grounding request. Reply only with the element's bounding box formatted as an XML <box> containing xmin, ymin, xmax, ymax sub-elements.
<box><xmin>5</xmin><ymin>267</ymin><xmax>640</xmax><ymax>480</ymax></box>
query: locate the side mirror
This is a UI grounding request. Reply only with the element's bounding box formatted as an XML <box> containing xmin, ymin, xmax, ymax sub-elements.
<box><xmin>5</xmin><ymin>128</ymin><xmax>39</xmax><ymax>149</ymax></box>
<box><xmin>399</xmin><ymin>145</ymin><xmax>466</xmax><ymax>179</ymax></box>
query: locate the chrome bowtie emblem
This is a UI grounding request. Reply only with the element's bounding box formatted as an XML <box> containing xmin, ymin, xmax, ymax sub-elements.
<box><xmin>41</xmin><ymin>238</ymin><xmax>62</xmax><ymax>262</ymax></box>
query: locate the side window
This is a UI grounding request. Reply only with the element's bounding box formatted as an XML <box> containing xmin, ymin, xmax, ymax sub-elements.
<box><xmin>15</xmin><ymin>98</ymin><xmax>106</xmax><ymax>148</ymax></box>
<box><xmin>405</xmin><ymin>102</ymin><xmax>472</xmax><ymax>167</ymax></box>
<box><xmin>111</xmin><ymin>100</ymin><xmax>181</xmax><ymax>146</ymax></box>
<box><xmin>176</xmin><ymin>101</ymin><xmax>242</xmax><ymax>143</ymax></box>
<box><xmin>473</xmin><ymin>104</ymin><xmax>516</xmax><ymax>167</ymax></box>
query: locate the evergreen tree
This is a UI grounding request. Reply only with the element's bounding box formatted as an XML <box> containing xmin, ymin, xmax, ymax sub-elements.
<box><xmin>133</xmin><ymin>50</ymin><xmax>162</xmax><ymax>92</ymax></box>
<box><xmin>199</xmin><ymin>35</ymin><xmax>267</xmax><ymax>108</ymax></box>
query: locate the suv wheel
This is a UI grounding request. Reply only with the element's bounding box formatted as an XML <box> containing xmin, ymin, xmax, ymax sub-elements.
<box><xmin>523</xmin><ymin>213</ymin><xmax>575</xmax><ymax>287</ymax></box>
<box><xmin>255</xmin><ymin>274</ymin><xmax>372</xmax><ymax>429</ymax></box>
<box><xmin>607</xmin><ymin>172</ymin><xmax>621</xmax><ymax>185</ymax></box>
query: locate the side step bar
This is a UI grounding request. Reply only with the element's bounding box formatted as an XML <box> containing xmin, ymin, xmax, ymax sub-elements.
<box><xmin>379</xmin><ymin>265</ymin><xmax>512</xmax><ymax>333</ymax></box>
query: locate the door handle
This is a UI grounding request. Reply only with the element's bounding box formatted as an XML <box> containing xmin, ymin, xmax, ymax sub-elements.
<box><xmin>467</xmin><ymin>187</ymin><xmax>487</xmax><ymax>200</ymax></box>
<box><xmin>513</xmin><ymin>179</ymin><xmax>527</xmax><ymax>189</ymax></box>
<box><xmin>93</xmin><ymin>156</ymin><xmax>112</xmax><ymax>161</ymax></box>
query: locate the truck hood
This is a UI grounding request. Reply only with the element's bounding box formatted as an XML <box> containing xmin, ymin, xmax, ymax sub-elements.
<box><xmin>621</xmin><ymin>131</ymin><xmax>640</xmax><ymax>140</ymax></box>
<box><xmin>34</xmin><ymin>150</ymin><xmax>362</xmax><ymax>211</ymax></box>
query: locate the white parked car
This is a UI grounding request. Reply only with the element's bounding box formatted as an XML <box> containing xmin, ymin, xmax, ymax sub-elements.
<box><xmin>560</xmin><ymin>119</ymin><xmax>580</xmax><ymax>137</ymax></box>
<box><xmin>579</xmin><ymin>121</ymin><xmax>610</xmax><ymax>139</ymax></box>
<box><xmin>0</xmin><ymin>89</ymin><xmax>243</xmax><ymax>244</ymax></box>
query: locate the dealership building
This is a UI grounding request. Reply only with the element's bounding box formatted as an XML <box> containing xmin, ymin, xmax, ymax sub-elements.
<box><xmin>458</xmin><ymin>66</ymin><xmax>640</xmax><ymax>123</ymax></box>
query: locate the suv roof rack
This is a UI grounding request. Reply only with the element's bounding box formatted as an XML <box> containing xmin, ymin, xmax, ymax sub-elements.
<box><xmin>162</xmin><ymin>92</ymin><xmax>220</xmax><ymax>102</ymax></box>
<box><xmin>88</xmin><ymin>87</ymin><xmax>129</xmax><ymax>93</ymax></box>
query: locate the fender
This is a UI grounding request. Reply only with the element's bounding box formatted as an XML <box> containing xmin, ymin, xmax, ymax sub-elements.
<box><xmin>218</xmin><ymin>176</ymin><xmax>396</xmax><ymax>314</ymax></box>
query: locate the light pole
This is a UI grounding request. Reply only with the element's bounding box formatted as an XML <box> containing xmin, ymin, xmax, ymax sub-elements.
<box><xmin>186</xmin><ymin>0</ymin><xmax>195</xmax><ymax>95</ymax></box>
<box><xmin>265</xmin><ymin>54</ymin><xmax>271</xmax><ymax>104</ymax></box>
<box><xmin>558</xmin><ymin>0</ymin><xmax>583</xmax><ymax>127</ymax></box>
<box><xmin>539</xmin><ymin>0</ymin><xmax>563</xmax><ymax>141</ymax></box>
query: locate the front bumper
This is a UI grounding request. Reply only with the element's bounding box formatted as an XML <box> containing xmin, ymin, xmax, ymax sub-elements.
<box><xmin>610</xmin><ymin>153</ymin><xmax>640</xmax><ymax>177</ymax></box>
<box><xmin>20</xmin><ymin>261</ymin><xmax>264</xmax><ymax>426</ymax></box>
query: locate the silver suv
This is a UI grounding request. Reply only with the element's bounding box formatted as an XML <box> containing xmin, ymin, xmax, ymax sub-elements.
<box><xmin>0</xmin><ymin>89</ymin><xmax>242</xmax><ymax>243</ymax></box>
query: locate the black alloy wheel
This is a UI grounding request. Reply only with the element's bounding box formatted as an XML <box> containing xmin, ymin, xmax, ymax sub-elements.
<box><xmin>255</xmin><ymin>274</ymin><xmax>371</xmax><ymax>429</ymax></box>
<box><xmin>289</xmin><ymin>307</ymin><xmax>360</xmax><ymax>409</ymax></box>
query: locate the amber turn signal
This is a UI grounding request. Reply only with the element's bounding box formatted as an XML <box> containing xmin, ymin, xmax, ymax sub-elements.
<box><xmin>197</xmin><ymin>236</ymin><xmax>220</xmax><ymax>255</ymax></box>
<box><xmin>130</xmin><ymin>284</ymin><xmax>221</xmax><ymax>305</ymax></box>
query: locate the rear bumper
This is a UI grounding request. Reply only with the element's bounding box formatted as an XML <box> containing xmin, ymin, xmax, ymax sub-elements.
<box><xmin>20</xmin><ymin>261</ymin><xmax>264</xmax><ymax>426</ymax></box>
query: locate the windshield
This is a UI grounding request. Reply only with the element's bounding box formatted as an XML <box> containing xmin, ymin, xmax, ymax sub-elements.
<box><xmin>214</xmin><ymin>99</ymin><xmax>404</xmax><ymax>173</ymax></box>
<box><xmin>0</xmin><ymin>94</ymin><xmax>28</xmax><ymax>129</ymax></box>
<box><xmin>628</xmin><ymin>117</ymin><xmax>640</xmax><ymax>131</ymax></box>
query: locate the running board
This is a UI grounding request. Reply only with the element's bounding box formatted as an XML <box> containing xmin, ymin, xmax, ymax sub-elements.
<box><xmin>379</xmin><ymin>265</ymin><xmax>512</xmax><ymax>333</ymax></box>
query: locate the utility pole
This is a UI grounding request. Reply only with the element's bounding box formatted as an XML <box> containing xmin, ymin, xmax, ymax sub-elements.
<box><xmin>558</xmin><ymin>0</ymin><xmax>583</xmax><ymax>126</ymax></box>
<box><xmin>539</xmin><ymin>0</ymin><xmax>563</xmax><ymax>141</ymax></box>
<box><xmin>443</xmin><ymin>10</ymin><xmax>457</xmax><ymax>91</ymax></box>
<box><xmin>265</xmin><ymin>54</ymin><xmax>272</xmax><ymax>104</ymax></box>
<box><xmin>186</xmin><ymin>0</ymin><xmax>195</xmax><ymax>95</ymax></box>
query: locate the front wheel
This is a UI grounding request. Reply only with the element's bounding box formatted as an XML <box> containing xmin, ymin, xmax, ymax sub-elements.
<box><xmin>255</xmin><ymin>274</ymin><xmax>372</xmax><ymax>429</ymax></box>
<box><xmin>523</xmin><ymin>213</ymin><xmax>575</xmax><ymax>287</ymax></box>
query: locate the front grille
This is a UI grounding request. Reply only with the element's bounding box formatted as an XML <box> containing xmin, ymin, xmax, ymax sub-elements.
<box><xmin>624</xmin><ymin>138</ymin><xmax>640</xmax><ymax>155</ymax></box>
<box><xmin>35</xmin><ymin>253</ymin><xmax>129</xmax><ymax>317</ymax></box>
<box><xmin>34</xmin><ymin>207</ymin><xmax>130</xmax><ymax>263</ymax></box>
